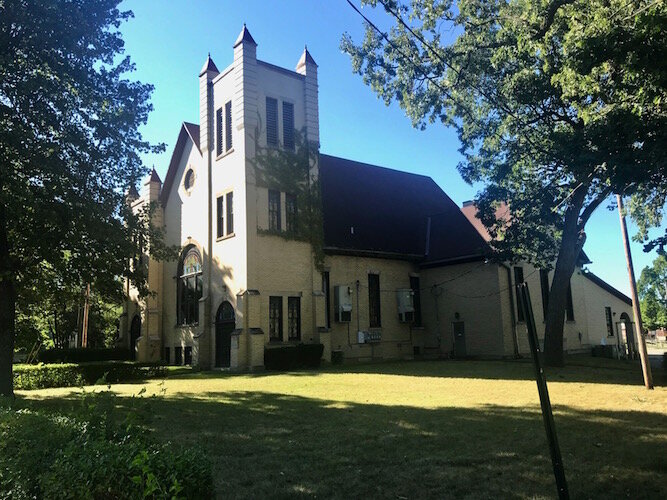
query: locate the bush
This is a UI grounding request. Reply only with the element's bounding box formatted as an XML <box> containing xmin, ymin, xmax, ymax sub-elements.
<box><xmin>38</xmin><ymin>347</ymin><xmax>132</xmax><ymax>363</ymax></box>
<box><xmin>13</xmin><ymin>362</ymin><xmax>166</xmax><ymax>390</ymax></box>
<box><xmin>264</xmin><ymin>343</ymin><xmax>324</xmax><ymax>371</ymax></box>
<box><xmin>0</xmin><ymin>392</ymin><xmax>213</xmax><ymax>499</ymax></box>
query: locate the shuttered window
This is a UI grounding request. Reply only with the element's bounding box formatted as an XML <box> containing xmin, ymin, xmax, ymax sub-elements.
<box><xmin>225</xmin><ymin>100</ymin><xmax>232</xmax><ymax>151</ymax></box>
<box><xmin>266</xmin><ymin>97</ymin><xmax>278</xmax><ymax>146</ymax></box>
<box><xmin>283</xmin><ymin>101</ymin><xmax>294</xmax><ymax>150</ymax></box>
<box><xmin>226</xmin><ymin>192</ymin><xmax>234</xmax><ymax>234</ymax></box>
<box><xmin>368</xmin><ymin>273</ymin><xmax>381</xmax><ymax>328</ymax></box>
<box><xmin>216</xmin><ymin>107</ymin><xmax>223</xmax><ymax>156</ymax></box>
<box><xmin>216</xmin><ymin>195</ymin><xmax>224</xmax><ymax>238</ymax></box>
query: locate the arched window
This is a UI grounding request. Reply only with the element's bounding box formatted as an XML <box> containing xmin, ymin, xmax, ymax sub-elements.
<box><xmin>177</xmin><ymin>246</ymin><xmax>203</xmax><ymax>325</ymax></box>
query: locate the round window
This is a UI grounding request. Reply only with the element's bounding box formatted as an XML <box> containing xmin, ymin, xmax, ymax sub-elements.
<box><xmin>184</xmin><ymin>169</ymin><xmax>195</xmax><ymax>191</ymax></box>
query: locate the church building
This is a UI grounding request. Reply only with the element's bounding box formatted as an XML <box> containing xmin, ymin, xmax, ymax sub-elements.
<box><xmin>121</xmin><ymin>27</ymin><xmax>635</xmax><ymax>369</ymax></box>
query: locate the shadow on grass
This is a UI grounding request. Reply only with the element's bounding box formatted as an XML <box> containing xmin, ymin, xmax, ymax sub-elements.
<box><xmin>17</xmin><ymin>389</ymin><xmax>666</xmax><ymax>499</ymax></box>
<box><xmin>184</xmin><ymin>357</ymin><xmax>664</xmax><ymax>387</ymax></box>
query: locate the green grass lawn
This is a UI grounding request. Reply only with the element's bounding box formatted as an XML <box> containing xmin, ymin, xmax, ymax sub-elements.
<box><xmin>16</xmin><ymin>357</ymin><xmax>667</xmax><ymax>499</ymax></box>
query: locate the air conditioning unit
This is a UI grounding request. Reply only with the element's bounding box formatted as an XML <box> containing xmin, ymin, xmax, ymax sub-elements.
<box><xmin>396</xmin><ymin>288</ymin><xmax>415</xmax><ymax>323</ymax></box>
<box><xmin>334</xmin><ymin>285</ymin><xmax>353</xmax><ymax>322</ymax></box>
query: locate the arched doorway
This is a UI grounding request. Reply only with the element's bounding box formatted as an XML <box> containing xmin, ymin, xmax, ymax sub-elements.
<box><xmin>215</xmin><ymin>301</ymin><xmax>235</xmax><ymax>368</ymax></box>
<box><xmin>130</xmin><ymin>315</ymin><xmax>141</xmax><ymax>360</ymax></box>
<box><xmin>619</xmin><ymin>312</ymin><xmax>635</xmax><ymax>359</ymax></box>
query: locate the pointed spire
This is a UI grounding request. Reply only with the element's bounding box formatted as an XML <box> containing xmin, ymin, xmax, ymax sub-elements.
<box><xmin>149</xmin><ymin>167</ymin><xmax>162</xmax><ymax>184</ymax></box>
<box><xmin>199</xmin><ymin>53</ymin><xmax>219</xmax><ymax>77</ymax></box>
<box><xmin>296</xmin><ymin>45</ymin><xmax>317</xmax><ymax>70</ymax></box>
<box><xmin>234</xmin><ymin>23</ymin><xmax>257</xmax><ymax>48</ymax></box>
<box><xmin>127</xmin><ymin>184</ymin><xmax>139</xmax><ymax>199</ymax></box>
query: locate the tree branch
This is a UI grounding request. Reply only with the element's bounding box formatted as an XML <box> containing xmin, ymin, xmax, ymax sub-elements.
<box><xmin>533</xmin><ymin>0</ymin><xmax>576</xmax><ymax>39</ymax></box>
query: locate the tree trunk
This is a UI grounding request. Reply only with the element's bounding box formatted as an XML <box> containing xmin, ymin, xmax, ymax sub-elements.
<box><xmin>543</xmin><ymin>187</ymin><xmax>587</xmax><ymax>367</ymax></box>
<box><xmin>0</xmin><ymin>200</ymin><xmax>16</xmax><ymax>397</ymax></box>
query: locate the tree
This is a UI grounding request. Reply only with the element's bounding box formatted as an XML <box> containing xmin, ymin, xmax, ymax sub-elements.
<box><xmin>0</xmin><ymin>0</ymin><xmax>166</xmax><ymax>396</ymax></box>
<box><xmin>341</xmin><ymin>0</ymin><xmax>667</xmax><ymax>365</ymax></box>
<box><xmin>637</xmin><ymin>255</ymin><xmax>667</xmax><ymax>331</ymax></box>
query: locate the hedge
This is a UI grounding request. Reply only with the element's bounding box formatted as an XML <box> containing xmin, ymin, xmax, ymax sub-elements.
<box><xmin>264</xmin><ymin>343</ymin><xmax>324</xmax><ymax>371</ymax></box>
<box><xmin>38</xmin><ymin>347</ymin><xmax>132</xmax><ymax>363</ymax></box>
<box><xmin>13</xmin><ymin>362</ymin><xmax>166</xmax><ymax>390</ymax></box>
<box><xmin>0</xmin><ymin>396</ymin><xmax>213</xmax><ymax>499</ymax></box>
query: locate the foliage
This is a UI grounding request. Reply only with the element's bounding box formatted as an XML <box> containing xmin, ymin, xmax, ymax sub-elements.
<box><xmin>37</xmin><ymin>346</ymin><xmax>132</xmax><ymax>363</ymax></box>
<box><xmin>341</xmin><ymin>0</ymin><xmax>667</xmax><ymax>365</ymax></box>
<box><xmin>0</xmin><ymin>389</ymin><xmax>213</xmax><ymax>499</ymax></box>
<box><xmin>0</xmin><ymin>0</ymin><xmax>172</xmax><ymax>395</ymax></box>
<box><xmin>264</xmin><ymin>343</ymin><xmax>324</xmax><ymax>371</ymax></box>
<box><xmin>638</xmin><ymin>255</ymin><xmax>667</xmax><ymax>331</ymax></box>
<box><xmin>13</xmin><ymin>361</ymin><xmax>166</xmax><ymax>390</ymax></box>
<box><xmin>251</xmin><ymin>126</ymin><xmax>325</xmax><ymax>269</ymax></box>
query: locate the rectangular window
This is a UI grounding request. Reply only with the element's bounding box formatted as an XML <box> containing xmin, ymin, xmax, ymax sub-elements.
<box><xmin>322</xmin><ymin>271</ymin><xmax>330</xmax><ymax>329</ymax></box>
<box><xmin>368</xmin><ymin>273</ymin><xmax>381</xmax><ymax>328</ymax></box>
<box><xmin>269</xmin><ymin>189</ymin><xmax>281</xmax><ymax>231</ymax></box>
<box><xmin>164</xmin><ymin>347</ymin><xmax>170</xmax><ymax>365</ymax></box>
<box><xmin>286</xmin><ymin>193</ymin><xmax>297</xmax><ymax>233</ymax></box>
<box><xmin>216</xmin><ymin>107</ymin><xmax>223</xmax><ymax>156</ymax></box>
<box><xmin>174</xmin><ymin>346</ymin><xmax>183</xmax><ymax>366</ymax></box>
<box><xmin>282</xmin><ymin>101</ymin><xmax>294</xmax><ymax>150</ymax></box>
<box><xmin>605</xmin><ymin>306</ymin><xmax>614</xmax><ymax>336</ymax></box>
<box><xmin>410</xmin><ymin>276</ymin><xmax>422</xmax><ymax>327</ymax></box>
<box><xmin>266</xmin><ymin>97</ymin><xmax>278</xmax><ymax>146</ymax></box>
<box><xmin>566</xmin><ymin>283</ymin><xmax>575</xmax><ymax>321</ymax></box>
<box><xmin>225</xmin><ymin>100</ymin><xmax>232</xmax><ymax>151</ymax></box>
<box><xmin>178</xmin><ymin>273</ymin><xmax>202</xmax><ymax>325</ymax></box>
<box><xmin>184</xmin><ymin>346</ymin><xmax>192</xmax><ymax>366</ymax></box>
<box><xmin>216</xmin><ymin>195</ymin><xmax>224</xmax><ymax>239</ymax></box>
<box><xmin>514</xmin><ymin>267</ymin><xmax>525</xmax><ymax>322</ymax></box>
<box><xmin>269</xmin><ymin>296</ymin><xmax>283</xmax><ymax>341</ymax></box>
<box><xmin>540</xmin><ymin>269</ymin><xmax>550</xmax><ymax>319</ymax></box>
<box><xmin>288</xmin><ymin>297</ymin><xmax>301</xmax><ymax>341</ymax></box>
<box><xmin>226</xmin><ymin>192</ymin><xmax>234</xmax><ymax>234</ymax></box>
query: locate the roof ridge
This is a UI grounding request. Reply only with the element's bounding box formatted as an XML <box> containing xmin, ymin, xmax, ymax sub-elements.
<box><xmin>320</xmin><ymin>153</ymin><xmax>433</xmax><ymax>180</ymax></box>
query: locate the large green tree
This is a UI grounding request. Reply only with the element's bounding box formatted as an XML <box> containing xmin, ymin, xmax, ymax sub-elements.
<box><xmin>342</xmin><ymin>0</ymin><xmax>667</xmax><ymax>365</ymax></box>
<box><xmin>0</xmin><ymin>0</ymin><xmax>165</xmax><ymax>396</ymax></box>
<box><xmin>638</xmin><ymin>255</ymin><xmax>667</xmax><ymax>331</ymax></box>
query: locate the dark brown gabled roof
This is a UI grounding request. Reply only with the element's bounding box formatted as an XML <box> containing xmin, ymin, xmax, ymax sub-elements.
<box><xmin>319</xmin><ymin>154</ymin><xmax>489</xmax><ymax>263</ymax></box>
<box><xmin>582</xmin><ymin>271</ymin><xmax>632</xmax><ymax>306</ymax></box>
<box><xmin>160</xmin><ymin>122</ymin><xmax>201</xmax><ymax>206</ymax></box>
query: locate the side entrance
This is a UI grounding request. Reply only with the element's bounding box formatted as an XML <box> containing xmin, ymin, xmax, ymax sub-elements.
<box><xmin>215</xmin><ymin>301</ymin><xmax>235</xmax><ymax>368</ymax></box>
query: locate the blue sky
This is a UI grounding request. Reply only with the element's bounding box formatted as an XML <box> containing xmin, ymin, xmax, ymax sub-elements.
<box><xmin>119</xmin><ymin>0</ymin><xmax>663</xmax><ymax>296</ymax></box>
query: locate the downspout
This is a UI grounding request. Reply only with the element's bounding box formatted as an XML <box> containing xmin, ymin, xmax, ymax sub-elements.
<box><xmin>204</xmin><ymin>80</ymin><xmax>214</xmax><ymax>368</ymax></box>
<box><xmin>501</xmin><ymin>262</ymin><xmax>520</xmax><ymax>357</ymax></box>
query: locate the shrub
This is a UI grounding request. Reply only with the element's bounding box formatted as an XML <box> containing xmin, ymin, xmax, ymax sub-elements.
<box><xmin>264</xmin><ymin>343</ymin><xmax>324</xmax><ymax>371</ymax></box>
<box><xmin>0</xmin><ymin>391</ymin><xmax>213</xmax><ymax>499</ymax></box>
<box><xmin>13</xmin><ymin>362</ymin><xmax>166</xmax><ymax>390</ymax></box>
<box><xmin>38</xmin><ymin>347</ymin><xmax>132</xmax><ymax>363</ymax></box>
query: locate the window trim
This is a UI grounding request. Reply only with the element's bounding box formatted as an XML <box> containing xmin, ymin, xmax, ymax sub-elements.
<box><xmin>266</xmin><ymin>96</ymin><xmax>279</xmax><ymax>147</ymax></box>
<box><xmin>268</xmin><ymin>189</ymin><xmax>281</xmax><ymax>231</ymax></box>
<box><xmin>269</xmin><ymin>296</ymin><xmax>283</xmax><ymax>342</ymax></box>
<box><xmin>216</xmin><ymin>195</ymin><xmax>224</xmax><ymax>239</ymax></box>
<box><xmin>282</xmin><ymin>100</ymin><xmax>295</xmax><ymax>151</ymax></box>
<box><xmin>226</xmin><ymin>191</ymin><xmax>234</xmax><ymax>235</ymax></box>
<box><xmin>225</xmin><ymin>100</ymin><xmax>233</xmax><ymax>152</ymax></box>
<box><xmin>287</xmin><ymin>296</ymin><xmax>301</xmax><ymax>341</ymax></box>
<box><xmin>604</xmin><ymin>306</ymin><xmax>614</xmax><ymax>336</ymax></box>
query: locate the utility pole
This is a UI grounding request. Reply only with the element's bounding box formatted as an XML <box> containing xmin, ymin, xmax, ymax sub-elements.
<box><xmin>616</xmin><ymin>195</ymin><xmax>653</xmax><ymax>390</ymax></box>
<box><xmin>81</xmin><ymin>283</ymin><xmax>90</xmax><ymax>348</ymax></box>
